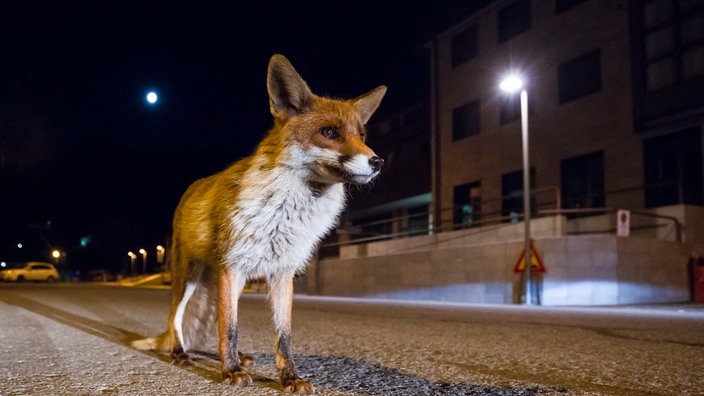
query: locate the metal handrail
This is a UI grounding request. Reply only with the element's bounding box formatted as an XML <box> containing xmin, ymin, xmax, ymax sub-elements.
<box><xmin>325</xmin><ymin>187</ymin><xmax>683</xmax><ymax>250</ymax></box>
<box><xmin>539</xmin><ymin>207</ymin><xmax>681</xmax><ymax>242</ymax></box>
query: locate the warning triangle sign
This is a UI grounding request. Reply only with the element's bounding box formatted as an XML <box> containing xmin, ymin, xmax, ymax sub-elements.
<box><xmin>514</xmin><ymin>241</ymin><xmax>546</xmax><ymax>273</ymax></box>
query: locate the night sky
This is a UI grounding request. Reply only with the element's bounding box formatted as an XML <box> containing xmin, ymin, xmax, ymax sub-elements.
<box><xmin>0</xmin><ymin>1</ymin><xmax>484</xmax><ymax>271</ymax></box>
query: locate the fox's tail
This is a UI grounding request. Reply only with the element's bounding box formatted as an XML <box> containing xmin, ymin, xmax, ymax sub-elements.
<box><xmin>131</xmin><ymin>331</ymin><xmax>170</xmax><ymax>352</ymax></box>
<box><xmin>131</xmin><ymin>267</ymin><xmax>217</xmax><ymax>353</ymax></box>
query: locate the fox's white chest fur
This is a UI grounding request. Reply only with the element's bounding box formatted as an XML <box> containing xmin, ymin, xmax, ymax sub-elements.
<box><xmin>225</xmin><ymin>146</ymin><xmax>346</xmax><ymax>278</ymax></box>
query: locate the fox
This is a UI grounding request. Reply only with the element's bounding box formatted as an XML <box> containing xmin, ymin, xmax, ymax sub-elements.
<box><xmin>131</xmin><ymin>54</ymin><xmax>386</xmax><ymax>393</ymax></box>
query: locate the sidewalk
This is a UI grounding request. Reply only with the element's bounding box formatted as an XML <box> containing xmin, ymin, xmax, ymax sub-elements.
<box><xmin>114</xmin><ymin>273</ymin><xmax>704</xmax><ymax>315</ymax></box>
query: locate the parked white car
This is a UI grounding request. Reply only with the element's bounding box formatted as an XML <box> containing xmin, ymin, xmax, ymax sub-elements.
<box><xmin>0</xmin><ymin>262</ymin><xmax>60</xmax><ymax>282</ymax></box>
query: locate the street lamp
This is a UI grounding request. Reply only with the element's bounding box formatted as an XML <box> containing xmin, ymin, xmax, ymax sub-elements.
<box><xmin>139</xmin><ymin>248</ymin><xmax>147</xmax><ymax>274</ymax></box>
<box><xmin>156</xmin><ymin>245</ymin><xmax>165</xmax><ymax>271</ymax></box>
<box><xmin>128</xmin><ymin>251</ymin><xmax>137</xmax><ymax>276</ymax></box>
<box><xmin>51</xmin><ymin>249</ymin><xmax>62</xmax><ymax>266</ymax></box>
<box><xmin>500</xmin><ymin>73</ymin><xmax>532</xmax><ymax>305</ymax></box>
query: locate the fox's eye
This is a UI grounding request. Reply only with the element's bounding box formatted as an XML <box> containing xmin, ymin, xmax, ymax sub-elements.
<box><xmin>359</xmin><ymin>132</ymin><xmax>366</xmax><ymax>142</ymax></box>
<box><xmin>320</xmin><ymin>126</ymin><xmax>339</xmax><ymax>139</ymax></box>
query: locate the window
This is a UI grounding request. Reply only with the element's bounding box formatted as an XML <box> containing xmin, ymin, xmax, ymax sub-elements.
<box><xmin>644</xmin><ymin>128</ymin><xmax>703</xmax><ymax>207</ymax></box>
<box><xmin>556</xmin><ymin>0</ymin><xmax>587</xmax><ymax>14</ymax></box>
<box><xmin>405</xmin><ymin>205</ymin><xmax>430</xmax><ymax>236</ymax></box>
<box><xmin>642</xmin><ymin>0</ymin><xmax>704</xmax><ymax>91</ymax></box>
<box><xmin>501</xmin><ymin>168</ymin><xmax>536</xmax><ymax>221</ymax></box>
<box><xmin>498</xmin><ymin>0</ymin><xmax>532</xmax><ymax>43</ymax></box>
<box><xmin>353</xmin><ymin>213</ymin><xmax>393</xmax><ymax>241</ymax></box>
<box><xmin>453</xmin><ymin>181</ymin><xmax>482</xmax><ymax>228</ymax></box>
<box><xmin>561</xmin><ymin>151</ymin><xmax>605</xmax><ymax>213</ymax></box>
<box><xmin>452</xmin><ymin>25</ymin><xmax>478</xmax><ymax>67</ymax></box>
<box><xmin>452</xmin><ymin>100</ymin><xmax>480</xmax><ymax>140</ymax></box>
<box><xmin>558</xmin><ymin>49</ymin><xmax>602</xmax><ymax>104</ymax></box>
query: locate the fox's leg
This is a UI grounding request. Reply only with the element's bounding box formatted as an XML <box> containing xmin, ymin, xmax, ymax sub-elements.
<box><xmin>269</xmin><ymin>274</ymin><xmax>314</xmax><ymax>394</ymax></box>
<box><xmin>218</xmin><ymin>268</ymin><xmax>251</xmax><ymax>386</ymax></box>
<box><xmin>164</xmin><ymin>244</ymin><xmax>195</xmax><ymax>365</ymax></box>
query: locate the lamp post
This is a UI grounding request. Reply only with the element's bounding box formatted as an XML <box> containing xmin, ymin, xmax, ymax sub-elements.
<box><xmin>127</xmin><ymin>252</ymin><xmax>137</xmax><ymax>277</ymax></box>
<box><xmin>156</xmin><ymin>245</ymin><xmax>165</xmax><ymax>271</ymax></box>
<box><xmin>139</xmin><ymin>248</ymin><xmax>147</xmax><ymax>274</ymax></box>
<box><xmin>51</xmin><ymin>249</ymin><xmax>62</xmax><ymax>268</ymax></box>
<box><xmin>500</xmin><ymin>74</ymin><xmax>532</xmax><ymax>305</ymax></box>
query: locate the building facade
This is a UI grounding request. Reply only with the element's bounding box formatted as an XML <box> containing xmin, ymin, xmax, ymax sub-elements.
<box><xmin>311</xmin><ymin>0</ymin><xmax>704</xmax><ymax>305</ymax></box>
<box><xmin>429</xmin><ymin>0</ymin><xmax>703</xmax><ymax>231</ymax></box>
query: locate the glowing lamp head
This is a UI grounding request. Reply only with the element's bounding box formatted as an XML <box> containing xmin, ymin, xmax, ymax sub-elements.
<box><xmin>499</xmin><ymin>74</ymin><xmax>524</xmax><ymax>93</ymax></box>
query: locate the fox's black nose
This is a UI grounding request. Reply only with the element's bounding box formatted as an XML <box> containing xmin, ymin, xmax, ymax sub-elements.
<box><xmin>369</xmin><ymin>156</ymin><xmax>384</xmax><ymax>172</ymax></box>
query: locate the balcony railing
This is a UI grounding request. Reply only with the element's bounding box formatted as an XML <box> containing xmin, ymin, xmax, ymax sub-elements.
<box><xmin>319</xmin><ymin>186</ymin><xmax>683</xmax><ymax>257</ymax></box>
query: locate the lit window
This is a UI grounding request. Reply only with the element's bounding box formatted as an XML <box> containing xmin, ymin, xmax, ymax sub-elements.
<box><xmin>501</xmin><ymin>168</ymin><xmax>536</xmax><ymax>221</ymax></box>
<box><xmin>453</xmin><ymin>182</ymin><xmax>482</xmax><ymax>228</ymax></box>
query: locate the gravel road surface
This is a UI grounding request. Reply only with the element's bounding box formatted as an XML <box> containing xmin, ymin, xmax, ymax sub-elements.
<box><xmin>1</xmin><ymin>283</ymin><xmax>703</xmax><ymax>395</ymax></box>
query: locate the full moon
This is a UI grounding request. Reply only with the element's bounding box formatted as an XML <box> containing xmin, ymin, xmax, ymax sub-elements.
<box><xmin>146</xmin><ymin>91</ymin><xmax>158</xmax><ymax>104</ymax></box>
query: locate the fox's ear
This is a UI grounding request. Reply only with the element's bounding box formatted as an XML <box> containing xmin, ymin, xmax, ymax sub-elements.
<box><xmin>267</xmin><ymin>54</ymin><xmax>315</xmax><ymax>120</ymax></box>
<box><xmin>354</xmin><ymin>85</ymin><xmax>387</xmax><ymax>124</ymax></box>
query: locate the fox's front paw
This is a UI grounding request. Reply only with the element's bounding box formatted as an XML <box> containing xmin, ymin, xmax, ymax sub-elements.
<box><xmin>283</xmin><ymin>378</ymin><xmax>314</xmax><ymax>394</ymax></box>
<box><xmin>170</xmin><ymin>350</ymin><xmax>192</xmax><ymax>367</ymax></box>
<box><xmin>224</xmin><ymin>370</ymin><xmax>252</xmax><ymax>387</ymax></box>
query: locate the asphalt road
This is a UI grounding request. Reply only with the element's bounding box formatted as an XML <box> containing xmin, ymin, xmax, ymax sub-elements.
<box><xmin>1</xmin><ymin>283</ymin><xmax>703</xmax><ymax>396</ymax></box>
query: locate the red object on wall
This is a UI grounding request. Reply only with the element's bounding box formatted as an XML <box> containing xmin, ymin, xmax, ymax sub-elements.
<box><xmin>690</xmin><ymin>256</ymin><xmax>704</xmax><ymax>303</ymax></box>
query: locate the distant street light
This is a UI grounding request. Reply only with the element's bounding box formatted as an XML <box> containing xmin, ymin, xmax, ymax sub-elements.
<box><xmin>128</xmin><ymin>251</ymin><xmax>137</xmax><ymax>276</ymax></box>
<box><xmin>500</xmin><ymin>73</ymin><xmax>532</xmax><ymax>305</ymax></box>
<box><xmin>139</xmin><ymin>248</ymin><xmax>147</xmax><ymax>274</ymax></box>
<box><xmin>156</xmin><ymin>245</ymin><xmax>165</xmax><ymax>270</ymax></box>
<box><xmin>51</xmin><ymin>249</ymin><xmax>61</xmax><ymax>265</ymax></box>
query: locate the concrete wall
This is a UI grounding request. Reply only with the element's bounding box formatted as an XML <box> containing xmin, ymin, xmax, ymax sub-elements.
<box><xmin>309</xmin><ymin>209</ymin><xmax>697</xmax><ymax>305</ymax></box>
<box><xmin>540</xmin><ymin>236</ymin><xmax>688</xmax><ymax>305</ymax></box>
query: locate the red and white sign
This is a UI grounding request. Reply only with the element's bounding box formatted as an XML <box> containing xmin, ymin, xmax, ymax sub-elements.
<box><xmin>514</xmin><ymin>242</ymin><xmax>546</xmax><ymax>273</ymax></box>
